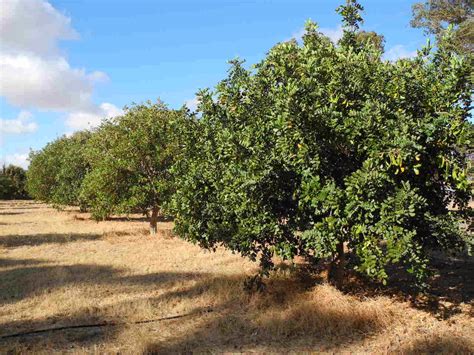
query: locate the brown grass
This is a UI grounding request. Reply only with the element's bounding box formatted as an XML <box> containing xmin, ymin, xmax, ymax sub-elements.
<box><xmin>0</xmin><ymin>200</ymin><xmax>473</xmax><ymax>354</ymax></box>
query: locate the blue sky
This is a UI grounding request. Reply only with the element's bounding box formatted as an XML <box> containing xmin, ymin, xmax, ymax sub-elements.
<box><xmin>1</xmin><ymin>0</ymin><xmax>427</xmax><ymax>168</ymax></box>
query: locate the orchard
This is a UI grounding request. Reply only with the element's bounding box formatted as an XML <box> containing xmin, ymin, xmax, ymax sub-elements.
<box><xmin>26</xmin><ymin>0</ymin><xmax>473</xmax><ymax>288</ymax></box>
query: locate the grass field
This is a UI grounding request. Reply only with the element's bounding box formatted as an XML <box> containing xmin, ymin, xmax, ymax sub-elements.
<box><xmin>0</xmin><ymin>200</ymin><xmax>473</xmax><ymax>354</ymax></box>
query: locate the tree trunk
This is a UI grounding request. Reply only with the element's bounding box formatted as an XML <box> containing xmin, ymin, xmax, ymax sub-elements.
<box><xmin>328</xmin><ymin>241</ymin><xmax>345</xmax><ymax>289</ymax></box>
<box><xmin>149</xmin><ymin>206</ymin><xmax>159</xmax><ymax>235</ymax></box>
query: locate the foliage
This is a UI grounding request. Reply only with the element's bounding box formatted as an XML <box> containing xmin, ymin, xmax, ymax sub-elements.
<box><xmin>355</xmin><ymin>31</ymin><xmax>385</xmax><ymax>52</ymax></box>
<box><xmin>26</xmin><ymin>131</ymin><xmax>91</xmax><ymax>208</ymax></box>
<box><xmin>171</xmin><ymin>1</ymin><xmax>473</xmax><ymax>286</ymax></box>
<box><xmin>80</xmin><ymin>101</ymin><xmax>185</xmax><ymax>234</ymax></box>
<box><xmin>0</xmin><ymin>165</ymin><xmax>29</xmax><ymax>199</ymax></box>
<box><xmin>411</xmin><ymin>0</ymin><xmax>473</xmax><ymax>55</ymax></box>
<box><xmin>338</xmin><ymin>1</ymin><xmax>386</xmax><ymax>52</ymax></box>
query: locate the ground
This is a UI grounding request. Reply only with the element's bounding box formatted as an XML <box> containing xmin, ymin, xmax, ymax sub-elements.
<box><xmin>0</xmin><ymin>200</ymin><xmax>473</xmax><ymax>354</ymax></box>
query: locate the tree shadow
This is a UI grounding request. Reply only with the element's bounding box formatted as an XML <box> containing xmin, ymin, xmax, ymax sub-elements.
<box><xmin>0</xmin><ymin>205</ymin><xmax>46</xmax><ymax>210</ymax></box>
<box><xmin>0</xmin><ymin>221</ymin><xmax>37</xmax><ymax>226</ymax></box>
<box><xmin>106</xmin><ymin>216</ymin><xmax>149</xmax><ymax>222</ymax></box>
<box><xmin>0</xmin><ymin>233</ymin><xmax>104</xmax><ymax>248</ymax></box>
<box><xmin>0</xmin><ymin>260</ymin><xmax>205</xmax><ymax>307</ymax></box>
<box><xmin>0</xmin><ymin>262</ymin><xmax>393</xmax><ymax>353</ymax></box>
<box><xmin>0</xmin><ymin>257</ymin><xmax>50</xmax><ymax>268</ymax></box>
<box><xmin>12</xmin><ymin>207</ymin><xmax>45</xmax><ymax>210</ymax></box>
<box><xmin>106</xmin><ymin>215</ymin><xmax>173</xmax><ymax>223</ymax></box>
<box><xmin>320</xmin><ymin>252</ymin><xmax>474</xmax><ymax>321</ymax></box>
<box><xmin>0</xmin><ymin>211</ymin><xmax>26</xmax><ymax>215</ymax></box>
<box><xmin>396</xmin><ymin>334</ymin><xmax>474</xmax><ymax>354</ymax></box>
<box><xmin>1</xmin><ymin>252</ymin><xmax>472</xmax><ymax>353</ymax></box>
<box><xmin>408</xmin><ymin>253</ymin><xmax>474</xmax><ymax>320</ymax></box>
<box><xmin>142</xmin><ymin>274</ymin><xmax>392</xmax><ymax>353</ymax></box>
<box><xmin>428</xmin><ymin>254</ymin><xmax>474</xmax><ymax>302</ymax></box>
<box><xmin>0</xmin><ymin>263</ymin><xmax>208</xmax><ymax>351</ymax></box>
<box><xmin>0</xmin><ymin>304</ymin><xmax>123</xmax><ymax>352</ymax></box>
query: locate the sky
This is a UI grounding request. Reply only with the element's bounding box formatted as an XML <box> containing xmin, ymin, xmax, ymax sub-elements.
<box><xmin>0</xmin><ymin>0</ymin><xmax>427</xmax><ymax>168</ymax></box>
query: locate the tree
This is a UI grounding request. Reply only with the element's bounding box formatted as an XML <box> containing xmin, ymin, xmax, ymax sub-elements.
<box><xmin>26</xmin><ymin>131</ymin><xmax>91</xmax><ymax>207</ymax></box>
<box><xmin>27</xmin><ymin>146</ymin><xmax>59</xmax><ymax>202</ymax></box>
<box><xmin>411</xmin><ymin>0</ymin><xmax>473</xmax><ymax>54</ymax></box>
<box><xmin>80</xmin><ymin>101</ymin><xmax>184</xmax><ymax>235</ymax></box>
<box><xmin>355</xmin><ymin>31</ymin><xmax>385</xmax><ymax>52</ymax></box>
<box><xmin>171</xmin><ymin>0</ymin><xmax>472</xmax><ymax>287</ymax></box>
<box><xmin>0</xmin><ymin>175</ymin><xmax>14</xmax><ymax>200</ymax></box>
<box><xmin>54</xmin><ymin>131</ymin><xmax>91</xmax><ymax>209</ymax></box>
<box><xmin>466</xmin><ymin>122</ymin><xmax>474</xmax><ymax>197</ymax></box>
<box><xmin>0</xmin><ymin>165</ymin><xmax>28</xmax><ymax>199</ymax></box>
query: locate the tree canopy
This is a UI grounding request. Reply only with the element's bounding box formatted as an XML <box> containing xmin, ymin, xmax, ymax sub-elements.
<box><xmin>411</xmin><ymin>0</ymin><xmax>473</xmax><ymax>54</ymax></box>
<box><xmin>80</xmin><ymin>101</ymin><xmax>185</xmax><ymax>234</ymax></box>
<box><xmin>171</xmin><ymin>0</ymin><xmax>472</xmax><ymax>287</ymax></box>
<box><xmin>0</xmin><ymin>165</ymin><xmax>28</xmax><ymax>200</ymax></box>
<box><xmin>26</xmin><ymin>131</ymin><xmax>91</xmax><ymax>208</ymax></box>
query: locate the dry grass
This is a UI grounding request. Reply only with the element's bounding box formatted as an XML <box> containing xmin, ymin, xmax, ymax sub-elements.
<box><xmin>0</xmin><ymin>200</ymin><xmax>473</xmax><ymax>354</ymax></box>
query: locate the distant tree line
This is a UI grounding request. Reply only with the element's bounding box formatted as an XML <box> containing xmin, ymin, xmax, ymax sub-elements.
<box><xmin>0</xmin><ymin>165</ymin><xmax>29</xmax><ymax>200</ymax></box>
<box><xmin>25</xmin><ymin>0</ymin><xmax>473</xmax><ymax>288</ymax></box>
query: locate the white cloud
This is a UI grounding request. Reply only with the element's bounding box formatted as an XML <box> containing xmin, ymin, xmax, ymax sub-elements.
<box><xmin>87</xmin><ymin>71</ymin><xmax>110</xmax><ymax>84</ymax></box>
<box><xmin>292</xmin><ymin>25</ymin><xmax>344</xmax><ymax>44</ymax></box>
<box><xmin>0</xmin><ymin>0</ymin><xmax>118</xmax><ymax>133</ymax></box>
<box><xmin>291</xmin><ymin>28</ymin><xmax>305</xmax><ymax>41</ymax></box>
<box><xmin>0</xmin><ymin>0</ymin><xmax>78</xmax><ymax>56</ymax></box>
<box><xmin>0</xmin><ymin>111</ymin><xmax>38</xmax><ymax>134</ymax></box>
<box><xmin>0</xmin><ymin>54</ymin><xmax>101</xmax><ymax>111</ymax></box>
<box><xmin>384</xmin><ymin>45</ymin><xmax>417</xmax><ymax>61</ymax></box>
<box><xmin>185</xmin><ymin>97</ymin><xmax>199</xmax><ymax>111</ymax></box>
<box><xmin>320</xmin><ymin>25</ymin><xmax>344</xmax><ymax>43</ymax></box>
<box><xmin>66</xmin><ymin>102</ymin><xmax>123</xmax><ymax>130</ymax></box>
<box><xmin>1</xmin><ymin>153</ymin><xmax>30</xmax><ymax>169</ymax></box>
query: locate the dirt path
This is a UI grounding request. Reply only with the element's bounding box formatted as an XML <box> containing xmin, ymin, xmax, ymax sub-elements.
<box><xmin>0</xmin><ymin>200</ymin><xmax>473</xmax><ymax>353</ymax></box>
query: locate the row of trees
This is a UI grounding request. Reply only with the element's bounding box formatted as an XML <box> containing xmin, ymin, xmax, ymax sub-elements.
<box><xmin>27</xmin><ymin>131</ymin><xmax>91</xmax><ymax>209</ymax></box>
<box><xmin>26</xmin><ymin>0</ymin><xmax>473</xmax><ymax>287</ymax></box>
<box><xmin>0</xmin><ymin>165</ymin><xmax>28</xmax><ymax>199</ymax></box>
<box><xmin>26</xmin><ymin>103</ymin><xmax>184</xmax><ymax>234</ymax></box>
